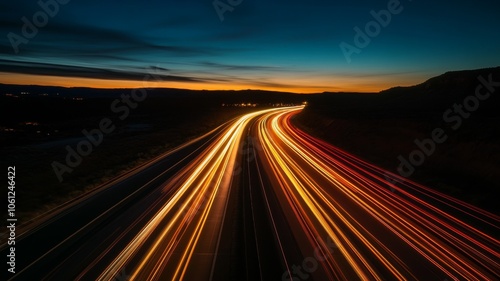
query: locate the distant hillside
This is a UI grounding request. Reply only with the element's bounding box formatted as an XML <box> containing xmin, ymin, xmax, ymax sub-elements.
<box><xmin>315</xmin><ymin>66</ymin><xmax>500</xmax><ymax>118</ymax></box>
<box><xmin>379</xmin><ymin>66</ymin><xmax>500</xmax><ymax>114</ymax></box>
<box><xmin>295</xmin><ymin>67</ymin><xmax>500</xmax><ymax>213</ymax></box>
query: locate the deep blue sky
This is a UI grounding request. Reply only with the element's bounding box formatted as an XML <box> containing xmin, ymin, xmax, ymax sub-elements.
<box><xmin>1</xmin><ymin>0</ymin><xmax>499</xmax><ymax>92</ymax></box>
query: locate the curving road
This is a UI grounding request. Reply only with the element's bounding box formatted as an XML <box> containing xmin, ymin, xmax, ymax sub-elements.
<box><xmin>255</xmin><ymin>108</ymin><xmax>499</xmax><ymax>280</ymax></box>
<box><xmin>2</xmin><ymin>106</ymin><xmax>499</xmax><ymax>281</ymax></box>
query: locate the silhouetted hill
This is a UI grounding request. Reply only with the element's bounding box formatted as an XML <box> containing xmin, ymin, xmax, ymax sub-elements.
<box><xmin>295</xmin><ymin>67</ymin><xmax>500</xmax><ymax>213</ymax></box>
<box><xmin>380</xmin><ymin>66</ymin><xmax>500</xmax><ymax>114</ymax></box>
<box><xmin>315</xmin><ymin>66</ymin><xmax>500</xmax><ymax>118</ymax></box>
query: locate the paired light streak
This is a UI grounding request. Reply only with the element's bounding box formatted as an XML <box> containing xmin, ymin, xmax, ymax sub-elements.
<box><xmin>93</xmin><ymin>106</ymin><xmax>498</xmax><ymax>280</ymax></box>
<box><xmin>97</xmin><ymin>107</ymin><xmax>296</xmax><ymax>280</ymax></box>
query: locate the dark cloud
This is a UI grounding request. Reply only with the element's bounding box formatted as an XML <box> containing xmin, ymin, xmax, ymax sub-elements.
<box><xmin>232</xmin><ymin>77</ymin><xmax>339</xmax><ymax>91</ymax></box>
<box><xmin>1</xmin><ymin>18</ymin><xmax>218</xmax><ymax>58</ymax></box>
<box><xmin>0</xmin><ymin>59</ymin><xmax>208</xmax><ymax>83</ymax></box>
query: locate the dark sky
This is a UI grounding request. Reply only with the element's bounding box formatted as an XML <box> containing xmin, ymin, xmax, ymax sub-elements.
<box><xmin>1</xmin><ymin>0</ymin><xmax>500</xmax><ymax>92</ymax></box>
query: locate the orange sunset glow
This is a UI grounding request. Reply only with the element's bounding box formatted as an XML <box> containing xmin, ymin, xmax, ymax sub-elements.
<box><xmin>0</xmin><ymin>72</ymin><xmax>417</xmax><ymax>93</ymax></box>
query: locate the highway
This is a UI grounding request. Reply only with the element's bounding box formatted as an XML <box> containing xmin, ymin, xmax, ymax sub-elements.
<box><xmin>2</xmin><ymin>106</ymin><xmax>499</xmax><ymax>281</ymax></box>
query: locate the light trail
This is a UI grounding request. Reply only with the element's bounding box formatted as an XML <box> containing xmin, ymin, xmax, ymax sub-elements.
<box><xmin>97</xmin><ymin>107</ymin><xmax>298</xmax><ymax>281</ymax></box>
<box><xmin>255</xmin><ymin>108</ymin><xmax>500</xmax><ymax>280</ymax></box>
<box><xmin>6</xmin><ymin>106</ymin><xmax>498</xmax><ymax>281</ymax></box>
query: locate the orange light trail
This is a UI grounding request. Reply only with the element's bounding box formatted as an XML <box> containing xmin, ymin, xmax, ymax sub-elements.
<box><xmin>96</xmin><ymin>107</ymin><xmax>298</xmax><ymax>280</ymax></box>
<box><xmin>71</xmin><ymin>106</ymin><xmax>499</xmax><ymax>280</ymax></box>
